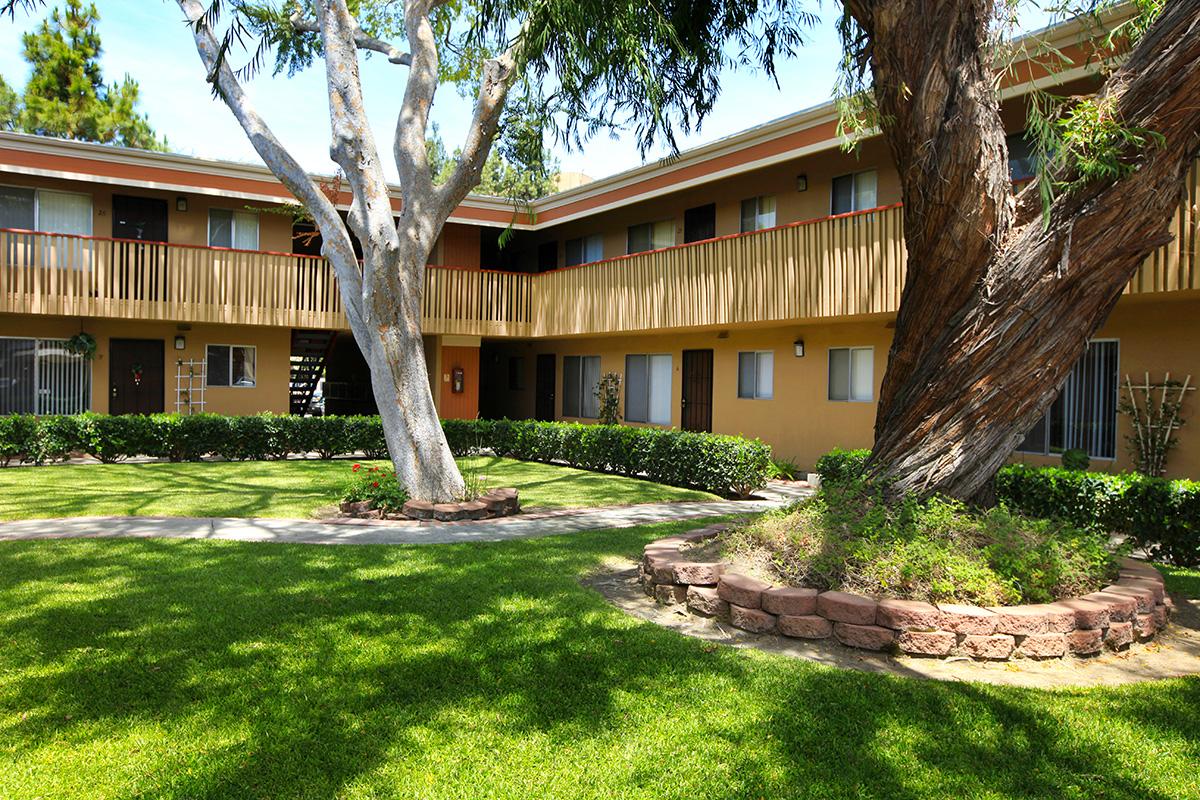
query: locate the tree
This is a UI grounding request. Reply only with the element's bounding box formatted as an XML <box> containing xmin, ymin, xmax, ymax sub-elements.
<box><xmin>833</xmin><ymin>0</ymin><xmax>1200</xmax><ymax>503</ymax></box>
<box><xmin>427</xmin><ymin>123</ymin><xmax>559</xmax><ymax>201</ymax></box>
<box><xmin>1</xmin><ymin>0</ymin><xmax>166</xmax><ymax>150</ymax></box>
<box><xmin>173</xmin><ymin>0</ymin><xmax>811</xmax><ymax>502</ymax></box>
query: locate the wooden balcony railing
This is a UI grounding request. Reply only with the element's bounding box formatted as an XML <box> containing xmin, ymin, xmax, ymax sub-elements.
<box><xmin>1</xmin><ymin>160</ymin><xmax>1196</xmax><ymax>337</ymax></box>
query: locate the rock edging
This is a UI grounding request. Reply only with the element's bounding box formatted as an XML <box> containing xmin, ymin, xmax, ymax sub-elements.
<box><xmin>340</xmin><ymin>488</ymin><xmax>520</xmax><ymax>522</ymax></box>
<box><xmin>638</xmin><ymin>527</ymin><xmax>1174</xmax><ymax>661</ymax></box>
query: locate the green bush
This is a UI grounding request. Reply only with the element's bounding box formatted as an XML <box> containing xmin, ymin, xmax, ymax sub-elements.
<box><xmin>77</xmin><ymin>413</ymin><xmax>158</xmax><ymax>463</ymax></box>
<box><xmin>814</xmin><ymin>447</ymin><xmax>870</xmax><ymax>486</ymax></box>
<box><xmin>343</xmin><ymin>462</ymin><xmax>408</xmax><ymax>513</ymax></box>
<box><xmin>1061</xmin><ymin>448</ymin><xmax>1091</xmax><ymax>471</ymax></box>
<box><xmin>0</xmin><ymin>414</ymin><xmax>38</xmax><ymax>465</ymax></box>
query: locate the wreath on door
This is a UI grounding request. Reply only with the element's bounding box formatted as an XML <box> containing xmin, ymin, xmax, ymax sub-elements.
<box><xmin>130</xmin><ymin>363</ymin><xmax>144</xmax><ymax>387</ymax></box>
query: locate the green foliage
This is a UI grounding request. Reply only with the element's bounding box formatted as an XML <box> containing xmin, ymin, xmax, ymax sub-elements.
<box><xmin>343</xmin><ymin>462</ymin><xmax>408</xmax><ymax>512</ymax></box>
<box><xmin>442</xmin><ymin>418</ymin><xmax>771</xmax><ymax>497</ymax></box>
<box><xmin>426</xmin><ymin>120</ymin><xmax>560</xmax><ymax>202</ymax></box>
<box><xmin>813</xmin><ymin>447</ymin><xmax>870</xmax><ymax>486</ymax></box>
<box><xmin>767</xmin><ymin>457</ymin><xmax>803</xmax><ymax>481</ymax></box>
<box><xmin>1060</xmin><ymin>448</ymin><xmax>1091</xmax><ymax>471</ymax></box>
<box><xmin>724</xmin><ymin>477</ymin><xmax>1118</xmax><ymax>605</ymax></box>
<box><xmin>2</xmin><ymin>0</ymin><xmax>166</xmax><ymax>149</ymax></box>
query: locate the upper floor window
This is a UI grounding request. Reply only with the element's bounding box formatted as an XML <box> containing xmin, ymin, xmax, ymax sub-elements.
<box><xmin>0</xmin><ymin>185</ymin><xmax>92</xmax><ymax>237</ymax></box>
<box><xmin>565</xmin><ymin>233</ymin><xmax>603</xmax><ymax>266</ymax></box>
<box><xmin>627</xmin><ymin>220</ymin><xmax>674</xmax><ymax>254</ymax></box>
<box><xmin>1019</xmin><ymin>340</ymin><xmax>1119</xmax><ymax>460</ymax></box>
<box><xmin>1007</xmin><ymin>132</ymin><xmax>1038</xmax><ymax>182</ymax></box>
<box><xmin>831</xmin><ymin>170</ymin><xmax>878</xmax><ymax>215</ymax></box>
<box><xmin>206</xmin><ymin>344</ymin><xmax>257</xmax><ymax>387</ymax></box>
<box><xmin>562</xmin><ymin>355</ymin><xmax>601</xmax><ymax>418</ymax></box>
<box><xmin>737</xmin><ymin>351</ymin><xmax>774</xmax><ymax>399</ymax></box>
<box><xmin>828</xmin><ymin>346</ymin><xmax>873</xmax><ymax>402</ymax></box>
<box><xmin>208</xmin><ymin>208</ymin><xmax>260</xmax><ymax>250</ymax></box>
<box><xmin>740</xmin><ymin>195</ymin><xmax>777</xmax><ymax>233</ymax></box>
<box><xmin>626</xmin><ymin>353</ymin><xmax>672</xmax><ymax>425</ymax></box>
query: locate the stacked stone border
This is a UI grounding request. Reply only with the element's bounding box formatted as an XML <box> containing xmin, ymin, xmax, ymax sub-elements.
<box><xmin>639</xmin><ymin>525</ymin><xmax>1175</xmax><ymax>660</ymax></box>
<box><xmin>340</xmin><ymin>488</ymin><xmax>520</xmax><ymax>522</ymax></box>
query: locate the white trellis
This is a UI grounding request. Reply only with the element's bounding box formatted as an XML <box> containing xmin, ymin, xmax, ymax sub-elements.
<box><xmin>1122</xmin><ymin>372</ymin><xmax>1194</xmax><ymax>476</ymax></box>
<box><xmin>175</xmin><ymin>359</ymin><xmax>207</xmax><ymax>414</ymax></box>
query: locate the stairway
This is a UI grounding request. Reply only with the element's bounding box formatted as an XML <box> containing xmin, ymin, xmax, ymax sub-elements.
<box><xmin>289</xmin><ymin>329</ymin><xmax>337</xmax><ymax>415</ymax></box>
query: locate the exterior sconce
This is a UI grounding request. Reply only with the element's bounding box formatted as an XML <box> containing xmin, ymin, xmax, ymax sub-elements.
<box><xmin>796</xmin><ymin>174</ymin><xmax>808</xmax><ymax>192</ymax></box>
<box><xmin>793</xmin><ymin>339</ymin><xmax>805</xmax><ymax>357</ymax></box>
<box><xmin>451</xmin><ymin>366</ymin><xmax>465</xmax><ymax>394</ymax></box>
<box><xmin>176</xmin><ymin>196</ymin><xmax>188</xmax><ymax>212</ymax></box>
<box><xmin>174</xmin><ymin>335</ymin><xmax>186</xmax><ymax>351</ymax></box>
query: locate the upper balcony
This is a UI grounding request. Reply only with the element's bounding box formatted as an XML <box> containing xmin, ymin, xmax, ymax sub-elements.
<box><xmin>1</xmin><ymin>161</ymin><xmax>1196</xmax><ymax>338</ymax></box>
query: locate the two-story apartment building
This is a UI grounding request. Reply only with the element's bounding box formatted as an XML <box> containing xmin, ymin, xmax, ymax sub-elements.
<box><xmin>0</xmin><ymin>14</ymin><xmax>1196</xmax><ymax>477</ymax></box>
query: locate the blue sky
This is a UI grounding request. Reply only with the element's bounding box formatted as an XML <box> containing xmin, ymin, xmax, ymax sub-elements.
<box><xmin>0</xmin><ymin>2</ymin><xmax>1054</xmax><ymax>183</ymax></box>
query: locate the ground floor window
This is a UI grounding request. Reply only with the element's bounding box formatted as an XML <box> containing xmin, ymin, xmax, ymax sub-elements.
<box><xmin>562</xmin><ymin>355</ymin><xmax>600</xmax><ymax>418</ymax></box>
<box><xmin>0</xmin><ymin>337</ymin><xmax>90</xmax><ymax>414</ymax></box>
<box><xmin>737</xmin><ymin>351</ymin><xmax>774</xmax><ymax>399</ymax></box>
<box><xmin>828</xmin><ymin>346</ymin><xmax>873</xmax><ymax>402</ymax></box>
<box><xmin>626</xmin><ymin>353</ymin><xmax>672</xmax><ymax>425</ymax></box>
<box><xmin>206</xmin><ymin>344</ymin><xmax>257</xmax><ymax>387</ymax></box>
<box><xmin>1019</xmin><ymin>339</ymin><xmax>1119</xmax><ymax>460</ymax></box>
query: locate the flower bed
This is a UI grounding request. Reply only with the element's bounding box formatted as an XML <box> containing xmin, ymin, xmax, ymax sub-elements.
<box><xmin>638</xmin><ymin>527</ymin><xmax>1174</xmax><ymax>660</ymax></box>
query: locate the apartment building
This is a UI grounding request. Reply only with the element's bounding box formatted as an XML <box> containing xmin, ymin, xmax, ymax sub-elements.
<box><xmin>0</xmin><ymin>15</ymin><xmax>1196</xmax><ymax>476</ymax></box>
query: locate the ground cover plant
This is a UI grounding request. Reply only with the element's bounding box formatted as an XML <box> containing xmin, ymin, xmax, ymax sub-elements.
<box><xmin>722</xmin><ymin>477</ymin><xmax>1119</xmax><ymax>605</ymax></box>
<box><xmin>0</xmin><ymin>457</ymin><xmax>716</xmax><ymax>521</ymax></box>
<box><xmin>0</xmin><ymin>522</ymin><xmax>1198</xmax><ymax>799</ymax></box>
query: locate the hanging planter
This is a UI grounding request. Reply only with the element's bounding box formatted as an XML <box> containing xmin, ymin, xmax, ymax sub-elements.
<box><xmin>64</xmin><ymin>332</ymin><xmax>98</xmax><ymax>361</ymax></box>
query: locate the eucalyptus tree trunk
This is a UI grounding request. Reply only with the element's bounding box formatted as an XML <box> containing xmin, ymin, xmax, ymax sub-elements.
<box><xmin>843</xmin><ymin>0</ymin><xmax>1200</xmax><ymax>503</ymax></box>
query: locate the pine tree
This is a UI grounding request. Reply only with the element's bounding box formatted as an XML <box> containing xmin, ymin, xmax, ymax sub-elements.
<box><xmin>4</xmin><ymin>0</ymin><xmax>165</xmax><ymax>150</ymax></box>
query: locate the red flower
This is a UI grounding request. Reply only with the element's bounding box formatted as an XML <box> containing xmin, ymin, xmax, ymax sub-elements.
<box><xmin>352</xmin><ymin>464</ymin><xmax>361</xmax><ymax>473</ymax></box>
<box><xmin>372</xmin><ymin>481</ymin><xmax>379</xmax><ymax>488</ymax></box>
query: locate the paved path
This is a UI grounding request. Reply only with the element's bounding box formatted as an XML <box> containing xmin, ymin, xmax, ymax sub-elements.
<box><xmin>0</xmin><ymin>483</ymin><xmax>812</xmax><ymax>546</ymax></box>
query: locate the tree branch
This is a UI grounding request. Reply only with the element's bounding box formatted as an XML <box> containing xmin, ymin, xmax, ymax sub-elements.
<box><xmin>176</xmin><ymin>0</ymin><xmax>368</xmax><ymax>347</ymax></box>
<box><xmin>290</xmin><ymin>9</ymin><xmax>412</xmax><ymax>65</ymax></box>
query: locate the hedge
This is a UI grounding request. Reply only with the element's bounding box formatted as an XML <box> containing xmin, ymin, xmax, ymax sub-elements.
<box><xmin>813</xmin><ymin>448</ymin><xmax>1200</xmax><ymax>566</ymax></box>
<box><xmin>0</xmin><ymin>413</ymin><xmax>771</xmax><ymax>498</ymax></box>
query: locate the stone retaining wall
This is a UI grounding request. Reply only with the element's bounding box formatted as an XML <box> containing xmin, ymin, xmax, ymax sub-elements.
<box><xmin>340</xmin><ymin>488</ymin><xmax>520</xmax><ymax>521</ymax></box>
<box><xmin>638</xmin><ymin>525</ymin><xmax>1175</xmax><ymax>660</ymax></box>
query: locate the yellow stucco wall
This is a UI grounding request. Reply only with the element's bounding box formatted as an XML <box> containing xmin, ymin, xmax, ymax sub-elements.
<box><xmin>0</xmin><ymin>314</ymin><xmax>290</xmax><ymax>415</ymax></box>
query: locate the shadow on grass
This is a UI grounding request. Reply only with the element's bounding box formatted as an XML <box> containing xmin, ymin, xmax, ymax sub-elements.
<box><xmin>0</xmin><ymin>525</ymin><xmax>1197</xmax><ymax>799</ymax></box>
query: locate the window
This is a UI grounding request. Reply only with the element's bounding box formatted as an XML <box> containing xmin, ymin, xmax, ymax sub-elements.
<box><xmin>1019</xmin><ymin>340</ymin><xmax>1119</xmax><ymax>460</ymax></box>
<box><xmin>831</xmin><ymin>170</ymin><xmax>878</xmax><ymax>215</ymax></box>
<box><xmin>208</xmin><ymin>209</ymin><xmax>260</xmax><ymax>250</ymax></box>
<box><xmin>565</xmin><ymin>233</ymin><xmax>604</xmax><ymax>266</ymax></box>
<box><xmin>0</xmin><ymin>185</ymin><xmax>92</xmax><ymax>236</ymax></box>
<box><xmin>206</xmin><ymin>344</ymin><xmax>257</xmax><ymax>387</ymax></box>
<box><xmin>828</xmin><ymin>347</ymin><xmax>873</xmax><ymax>402</ymax></box>
<box><xmin>0</xmin><ymin>337</ymin><xmax>90</xmax><ymax>414</ymax></box>
<box><xmin>626</xmin><ymin>354</ymin><xmax>672</xmax><ymax>425</ymax></box>
<box><xmin>627</xmin><ymin>220</ymin><xmax>674</xmax><ymax>254</ymax></box>
<box><xmin>740</xmin><ymin>195</ymin><xmax>777</xmax><ymax>233</ymax></box>
<box><xmin>507</xmin><ymin>356</ymin><xmax>525</xmax><ymax>391</ymax></box>
<box><xmin>737</xmin><ymin>351</ymin><xmax>774</xmax><ymax>399</ymax></box>
<box><xmin>1007</xmin><ymin>132</ymin><xmax>1038</xmax><ymax>182</ymax></box>
<box><xmin>562</xmin><ymin>355</ymin><xmax>601</xmax><ymax>417</ymax></box>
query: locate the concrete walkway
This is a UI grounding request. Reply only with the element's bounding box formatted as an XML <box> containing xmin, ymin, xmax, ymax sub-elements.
<box><xmin>0</xmin><ymin>483</ymin><xmax>812</xmax><ymax>546</ymax></box>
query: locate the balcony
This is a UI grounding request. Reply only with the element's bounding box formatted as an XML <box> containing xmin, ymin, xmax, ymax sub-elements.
<box><xmin>1</xmin><ymin>161</ymin><xmax>1195</xmax><ymax>337</ymax></box>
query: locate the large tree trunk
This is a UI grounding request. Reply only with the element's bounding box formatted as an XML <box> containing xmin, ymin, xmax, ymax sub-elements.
<box><xmin>845</xmin><ymin>0</ymin><xmax>1200</xmax><ymax>501</ymax></box>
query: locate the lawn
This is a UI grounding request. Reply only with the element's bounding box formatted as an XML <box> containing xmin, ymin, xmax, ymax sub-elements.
<box><xmin>0</xmin><ymin>456</ymin><xmax>716</xmax><ymax>520</ymax></box>
<box><xmin>0</xmin><ymin>523</ymin><xmax>1197</xmax><ymax>799</ymax></box>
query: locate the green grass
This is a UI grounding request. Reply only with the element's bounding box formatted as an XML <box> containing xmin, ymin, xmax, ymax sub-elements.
<box><xmin>1159</xmin><ymin>564</ymin><xmax>1200</xmax><ymax>598</ymax></box>
<box><xmin>0</xmin><ymin>456</ymin><xmax>716</xmax><ymax>520</ymax></box>
<box><xmin>0</xmin><ymin>525</ymin><xmax>1198</xmax><ymax>799</ymax></box>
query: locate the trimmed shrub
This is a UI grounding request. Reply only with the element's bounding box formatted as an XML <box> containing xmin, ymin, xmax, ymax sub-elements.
<box><xmin>0</xmin><ymin>414</ymin><xmax>38</xmax><ymax>465</ymax></box>
<box><xmin>77</xmin><ymin>413</ymin><xmax>158</xmax><ymax>463</ymax></box>
<box><xmin>813</xmin><ymin>447</ymin><xmax>870</xmax><ymax>486</ymax></box>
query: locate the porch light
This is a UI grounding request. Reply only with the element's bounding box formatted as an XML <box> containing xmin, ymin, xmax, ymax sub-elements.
<box><xmin>174</xmin><ymin>335</ymin><xmax>186</xmax><ymax>351</ymax></box>
<box><xmin>793</xmin><ymin>339</ymin><xmax>805</xmax><ymax>358</ymax></box>
<box><xmin>796</xmin><ymin>174</ymin><xmax>808</xmax><ymax>192</ymax></box>
<box><xmin>176</xmin><ymin>196</ymin><xmax>188</xmax><ymax>212</ymax></box>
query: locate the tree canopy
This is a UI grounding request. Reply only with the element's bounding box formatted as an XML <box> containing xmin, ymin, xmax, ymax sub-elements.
<box><xmin>0</xmin><ymin>0</ymin><xmax>166</xmax><ymax>150</ymax></box>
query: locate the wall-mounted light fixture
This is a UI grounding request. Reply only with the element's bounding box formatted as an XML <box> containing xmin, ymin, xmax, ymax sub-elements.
<box><xmin>174</xmin><ymin>335</ymin><xmax>186</xmax><ymax>351</ymax></box>
<box><xmin>796</xmin><ymin>174</ymin><xmax>808</xmax><ymax>192</ymax></box>
<box><xmin>176</xmin><ymin>196</ymin><xmax>188</xmax><ymax>212</ymax></box>
<box><xmin>793</xmin><ymin>339</ymin><xmax>805</xmax><ymax>358</ymax></box>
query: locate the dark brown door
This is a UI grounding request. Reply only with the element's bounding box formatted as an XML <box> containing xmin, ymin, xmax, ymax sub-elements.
<box><xmin>681</xmin><ymin>349</ymin><xmax>713</xmax><ymax>432</ymax></box>
<box><xmin>112</xmin><ymin>195</ymin><xmax>169</xmax><ymax>242</ymax></box>
<box><xmin>535</xmin><ymin>353</ymin><xmax>556</xmax><ymax>421</ymax></box>
<box><xmin>109</xmin><ymin>339</ymin><xmax>165</xmax><ymax>415</ymax></box>
<box><xmin>111</xmin><ymin>195</ymin><xmax>169</xmax><ymax>301</ymax></box>
<box><xmin>684</xmin><ymin>203</ymin><xmax>716</xmax><ymax>243</ymax></box>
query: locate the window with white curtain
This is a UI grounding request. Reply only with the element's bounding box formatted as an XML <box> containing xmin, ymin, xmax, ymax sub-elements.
<box><xmin>626</xmin><ymin>354</ymin><xmax>672</xmax><ymax>425</ymax></box>
<box><xmin>627</xmin><ymin>220</ymin><xmax>674</xmax><ymax>254</ymax></box>
<box><xmin>206</xmin><ymin>344</ymin><xmax>257</xmax><ymax>387</ymax></box>
<box><xmin>737</xmin><ymin>351</ymin><xmax>774</xmax><ymax>399</ymax></box>
<box><xmin>739</xmin><ymin>195</ymin><xmax>777</xmax><ymax>233</ymax></box>
<box><xmin>0</xmin><ymin>337</ymin><xmax>90</xmax><ymax>414</ymax></box>
<box><xmin>831</xmin><ymin>170</ymin><xmax>879</xmax><ymax>215</ymax></box>
<box><xmin>1019</xmin><ymin>340</ymin><xmax>1119</xmax><ymax>460</ymax></box>
<box><xmin>208</xmin><ymin>209</ymin><xmax>260</xmax><ymax>250</ymax></box>
<box><xmin>0</xmin><ymin>185</ymin><xmax>92</xmax><ymax>235</ymax></box>
<box><xmin>828</xmin><ymin>347</ymin><xmax>874</xmax><ymax>402</ymax></box>
<box><xmin>562</xmin><ymin>355</ymin><xmax>601</xmax><ymax>418</ymax></box>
